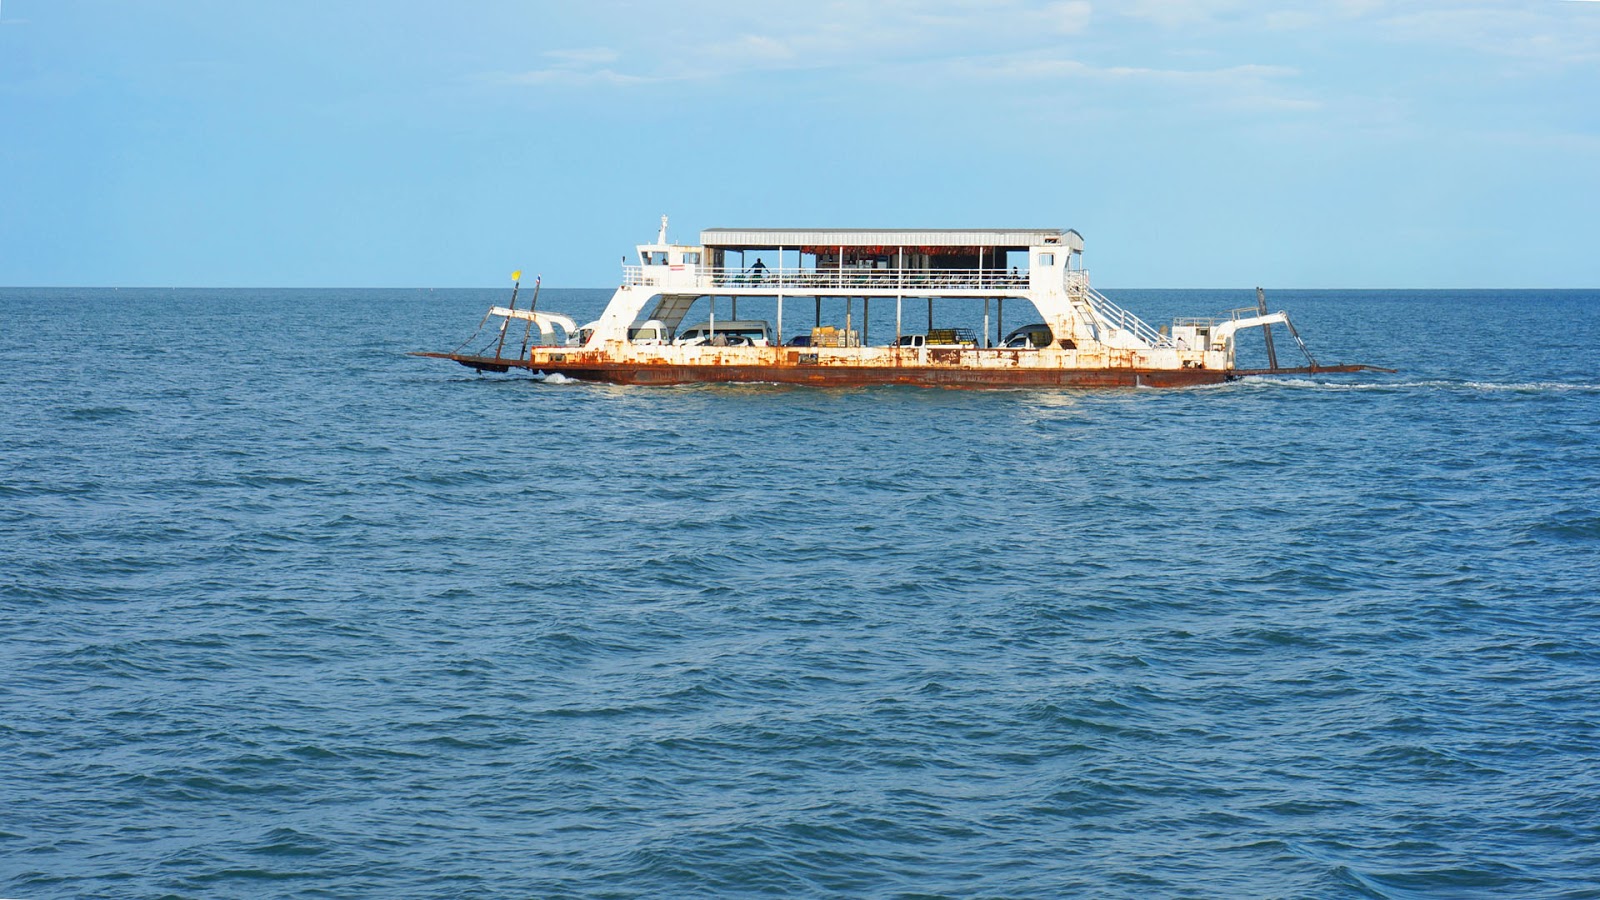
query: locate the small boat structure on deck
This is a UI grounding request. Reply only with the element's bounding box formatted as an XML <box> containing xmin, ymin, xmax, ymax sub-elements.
<box><xmin>415</xmin><ymin>217</ymin><xmax>1389</xmax><ymax>388</ymax></box>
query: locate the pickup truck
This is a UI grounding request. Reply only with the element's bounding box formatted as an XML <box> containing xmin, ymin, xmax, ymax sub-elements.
<box><xmin>895</xmin><ymin>328</ymin><xmax>978</xmax><ymax>348</ymax></box>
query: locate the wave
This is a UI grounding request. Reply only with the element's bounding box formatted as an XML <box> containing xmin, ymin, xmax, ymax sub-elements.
<box><xmin>1242</xmin><ymin>376</ymin><xmax>1600</xmax><ymax>393</ymax></box>
<box><xmin>64</xmin><ymin>405</ymin><xmax>137</xmax><ymax>420</ymax></box>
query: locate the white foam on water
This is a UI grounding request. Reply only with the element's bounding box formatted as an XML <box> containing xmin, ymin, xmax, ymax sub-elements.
<box><xmin>1241</xmin><ymin>376</ymin><xmax>1600</xmax><ymax>393</ymax></box>
<box><xmin>1462</xmin><ymin>381</ymin><xmax>1600</xmax><ymax>393</ymax></box>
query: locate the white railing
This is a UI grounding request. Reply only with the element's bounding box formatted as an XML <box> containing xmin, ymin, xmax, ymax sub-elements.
<box><xmin>1085</xmin><ymin>286</ymin><xmax>1171</xmax><ymax>348</ymax></box>
<box><xmin>623</xmin><ymin>265</ymin><xmax>1036</xmax><ymax>292</ymax></box>
<box><xmin>1172</xmin><ymin>308</ymin><xmax>1282</xmax><ymax>330</ymax></box>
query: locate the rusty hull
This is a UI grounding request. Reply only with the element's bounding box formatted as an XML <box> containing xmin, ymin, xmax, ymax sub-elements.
<box><xmin>414</xmin><ymin>350</ymin><xmax>1249</xmax><ymax>388</ymax></box>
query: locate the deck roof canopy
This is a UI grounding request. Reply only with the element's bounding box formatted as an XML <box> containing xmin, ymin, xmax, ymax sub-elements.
<box><xmin>699</xmin><ymin>228</ymin><xmax>1083</xmax><ymax>252</ymax></box>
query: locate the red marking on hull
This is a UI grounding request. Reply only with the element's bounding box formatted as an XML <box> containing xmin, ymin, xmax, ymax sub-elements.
<box><xmin>416</xmin><ymin>353</ymin><xmax>1236</xmax><ymax>388</ymax></box>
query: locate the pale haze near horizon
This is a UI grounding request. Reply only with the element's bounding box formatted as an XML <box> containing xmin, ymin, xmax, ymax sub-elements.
<box><xmin>1</xmin><ymin>0</ymin><xmax>1596</xmax><ymax>289</ymax></box>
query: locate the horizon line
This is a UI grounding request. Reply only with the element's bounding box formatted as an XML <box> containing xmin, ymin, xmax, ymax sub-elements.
<box><xmin>4</xmin><ymin>285</ymin><xmax>1600</xmax><ymax>292</ymax></box>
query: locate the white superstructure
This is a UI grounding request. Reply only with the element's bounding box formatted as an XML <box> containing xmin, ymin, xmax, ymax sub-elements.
<box><xmin>420</xmin><ymin>216</ymin><xmax>1374</xmax><ymax>388</ymax></box>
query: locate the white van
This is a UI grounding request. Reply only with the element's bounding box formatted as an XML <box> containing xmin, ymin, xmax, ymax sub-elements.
<box><xmin>672</xmin><ymin>320</ymin><xmax>773</xmax><ymax>347</ymax></box>
<box><xmin>628</xmin><ymin>319</ymin><xmax>670</xmax><ymax>345</ymax></box>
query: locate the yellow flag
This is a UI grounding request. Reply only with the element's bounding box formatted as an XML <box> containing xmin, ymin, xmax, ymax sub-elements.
<box><xmin>511</xmin><ymin>270</ymin><xmax>522</xmax><ymax>282</ymax></box>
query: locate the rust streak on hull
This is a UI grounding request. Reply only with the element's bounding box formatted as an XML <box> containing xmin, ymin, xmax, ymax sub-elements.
<box><xmin>415</xmin><ymin>353</ymin><xmax>1235</xmax><ymax>388</ymax></box>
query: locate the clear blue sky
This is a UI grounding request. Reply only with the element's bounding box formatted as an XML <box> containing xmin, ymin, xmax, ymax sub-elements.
<box><xmin>2</xmin><ymin>0</ymin><xmax>1597</xmax><ymax>287</ymax></box>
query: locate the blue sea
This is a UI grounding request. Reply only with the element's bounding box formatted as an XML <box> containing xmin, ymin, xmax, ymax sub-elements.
<box><xmin>3</xmin><ymin>287</ymin><xmax>1598</xmax><ymax>899</ymax></box>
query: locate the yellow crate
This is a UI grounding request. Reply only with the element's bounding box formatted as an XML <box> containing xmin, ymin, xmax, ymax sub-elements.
<box><xmin>809</xmin><ymin>327</ymin><xmax>859</xmax><ymax>348</ymax></box>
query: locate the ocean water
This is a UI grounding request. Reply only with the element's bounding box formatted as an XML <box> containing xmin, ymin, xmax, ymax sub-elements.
<box><xmin>2</xmin><ymin>287</ymin><xmax>1598</xmax><ymax>899</ymax></box>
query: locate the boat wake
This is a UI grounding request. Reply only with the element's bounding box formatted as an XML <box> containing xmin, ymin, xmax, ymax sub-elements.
<box><xmin>532</xmin><ymin>371</ymin><xmax>579</xmax><ymax>385</ymax></box>
<box><xmin>1241</xmin><ymin>377</ymin><xmax>1600</xmax><ymax>394</ymax></box>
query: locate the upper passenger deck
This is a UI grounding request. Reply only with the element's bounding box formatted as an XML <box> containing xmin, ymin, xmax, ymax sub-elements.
<box><xmin>699</xmin><ymin>228</ymin><xmax>1082</xmax><ymax>251</ymax></box>
<box><xmin>623</xmin><ymin>225</ymin><xmax>1088</xmax><ymax>297</ymax></box>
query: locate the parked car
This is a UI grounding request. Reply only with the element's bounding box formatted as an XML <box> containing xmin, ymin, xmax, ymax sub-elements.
<box><xmin>1001</xmin><ymin>323</ymin><xmax>1053</xmax><ymax>349</ymax></box>
<box><xmin>673</xmin><ymin>320</ymin><xmax>774</xmax><ymax>347</ymax></box>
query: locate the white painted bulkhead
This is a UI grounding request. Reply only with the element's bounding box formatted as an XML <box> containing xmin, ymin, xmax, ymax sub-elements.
<box><xmin>570</xmin><ymin>221</ymin><xmax>1231</xmax><ymax>372</ymax></box>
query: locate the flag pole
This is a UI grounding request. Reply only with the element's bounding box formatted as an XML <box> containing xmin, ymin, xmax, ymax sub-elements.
<box><xmin>494</xmin><ymin>270</ymin><xmax>522</xmax><ymax>360</ymax></box>
<box><xmin>519</xmin><ymin>275</ymin><xmax>543</xmax><ymax>359</ymax></box>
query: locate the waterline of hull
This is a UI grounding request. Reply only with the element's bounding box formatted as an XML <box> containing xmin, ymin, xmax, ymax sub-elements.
<box><xmin>416</xmin><ymin>353</ymin><xmax>1240</xmax><ymax>388</ymax></box>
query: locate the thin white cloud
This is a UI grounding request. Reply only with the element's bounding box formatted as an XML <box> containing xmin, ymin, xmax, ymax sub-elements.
<box><xmin>1041</xmin><ymin>1</ymin><xmax>1094</xmax><ymax>34</ymax></box>
<box><xmin>962</xmin><ymin>54</ymin><xmax>1317</xmax><ymax>113</ymax></box>
<box><xmin>484</xmin><ymin>0</ymin><xmax>1595</xmax><ymax>108</ymax></box>
<box><xmin>543</xmin><ymin>48</ymin><xmax>620</xmax><ymax>67</ymax></box>
<box><xmin>1116</xmin><ymin>0</ymin><xmax>1248</xmax><ymax>28</ymax></box>
<box><xmin>487</xmin><ymin>0</ymin><xmax>1102</xmax><ymax>88</ymax></box>
<box><xmin>489</xmin><ymin>47</ymin><xmax>654</xmax><ymax>88</ymax></box>
<box><xmin>491</xmin><ymin>68</ymin><xmax>649</xmax><ymax>88</ymax></box>
<box><xmin>980</xmin><ymin>57</ymin><xmax>1296</xmax><ymax>83</ymax></box>
<box><xmin>1377</xmin><ymin>5</ymin><xmax>1600</xmax><ymax>67</ymax></box>
<box><xmin>699</xmin><ymin>34</ymin><xmax>799</xmax><ymax>66</ymax></box>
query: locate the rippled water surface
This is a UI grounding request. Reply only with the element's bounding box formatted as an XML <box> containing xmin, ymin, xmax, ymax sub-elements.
<box><xmin>3</xmin><ymin>288</ymin><xmax>1599</xmax><ymax>898</ymax></box>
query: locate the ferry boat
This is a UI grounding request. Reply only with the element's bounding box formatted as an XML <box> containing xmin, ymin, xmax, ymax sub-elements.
<box><xmin>416</xmin><ymin>217</ymin><xmax>1386</xmax><ymax>388</ymax></box>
